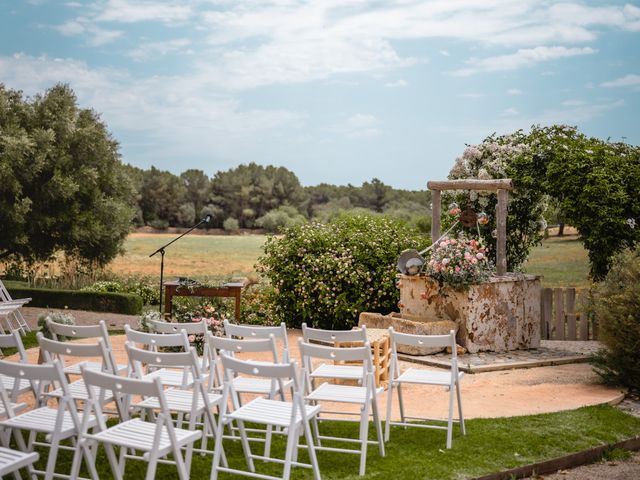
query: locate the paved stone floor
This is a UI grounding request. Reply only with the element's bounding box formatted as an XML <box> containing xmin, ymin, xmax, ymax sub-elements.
<box><xmin>401</xmin><ymin>340</ymin><xmax>601</xmax><ymax>373</ymax></box>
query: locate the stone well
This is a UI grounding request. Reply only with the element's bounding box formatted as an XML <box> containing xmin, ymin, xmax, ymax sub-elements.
<box><xmin>397</xmin><ymin>273</ymin><xmax>541</xmax><ymax>353</ymax></box>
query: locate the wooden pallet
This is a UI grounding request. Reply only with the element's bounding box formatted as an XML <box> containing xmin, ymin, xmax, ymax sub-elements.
<box><xmin>335</xmin><ymin>328</ymin><xmax>390</xmax><ymax>388</ymax></box>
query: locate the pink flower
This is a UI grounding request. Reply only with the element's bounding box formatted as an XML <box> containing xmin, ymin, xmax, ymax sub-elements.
<box><xmin>476</xmin><ymin>253</ymin><xmax>484</xmax><ymax>260</ymax></box>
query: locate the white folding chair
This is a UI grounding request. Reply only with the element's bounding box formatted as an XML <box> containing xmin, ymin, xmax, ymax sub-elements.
<box><xmin>0</xmin><ymin>280</ymin><xmax>30</xmax><ymax>335</ymax></box>
<box><xmin>150</xmin><ymin>319</ymin><xmax>211</xmax><ymax>371</ymax></box>
<box><xmin>299</xmin><ymin>339</ymin><xmax>385</xmax><ymax>476</ymax></box>
<box><xmin>0</xmin><ymin>331</ymin><xmax>32</xmax><ymax>403</ymax></box>
<box><xmin>75</xmin><ymin>367</ymin><xmax>202</xmax><ymax>480</ymax></box>
<box><xmin>211</xmin><ymin>354</ymin><xmax>321</xmax><ymax>480</ymax></box>
<box><xmin>301</xmin><ymin>323</ymin><xmax>368</xmax><ymax>385</ymax></box>
<box><xmin>37</xmin><ymin>333</ymin><xmax>115</xmax><ymax>406</ymax></box>
<box><xmin>385</xmin><ymin>328</ymin><xmax>465</xmax><ymax>448</ymax></box>
<box><xmin>46</xmin><ymin>319</ymin><xmax>128</xmax><ymax>376</ymax></box>
<box><xmin>0</xmin><ymin>446</ymin><xmax>39</xmax><ymax>478</ymax></box>
<box><xmin>224</xmin><ymin>320</ymin><xmax>290</xmax><ymax>362</ymax></box>
<box><xmin>126</xmin><ymin>342</ymin><xmax>226</xmax><ymax>465</ymax></box>
<box><xmin>0</xmin><ymin>359</ymin><xmax>97</xmax><ymax>480</ymax></box>
<box><xmin>124</xmin><ymin>325</ymin><xmax>194</xmax><ymax>387</ymax></box>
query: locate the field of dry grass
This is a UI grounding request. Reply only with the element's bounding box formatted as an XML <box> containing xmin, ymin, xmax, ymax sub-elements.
<box><xmin>108</xmin><ymin>231</ymin><xmax>591</xmax><ymax>287</ymax></box>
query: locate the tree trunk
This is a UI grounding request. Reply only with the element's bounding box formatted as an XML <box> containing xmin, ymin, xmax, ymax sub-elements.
<box><xmin>558</xmin><ymin>223</ymin><xmax>565</xmax><ymax>236</ymax></box>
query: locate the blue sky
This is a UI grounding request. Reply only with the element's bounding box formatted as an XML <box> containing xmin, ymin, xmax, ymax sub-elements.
<box><xmin>1</xmin><ymin>1</ymin><xmax>639</xmax><ymax>190</ymax></box>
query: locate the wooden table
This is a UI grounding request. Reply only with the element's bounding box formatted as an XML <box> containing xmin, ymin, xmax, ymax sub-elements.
<box><xmin>163</xmin><ymin>281</ymin><xmax>243</xmax><ymax>321</ymax></box>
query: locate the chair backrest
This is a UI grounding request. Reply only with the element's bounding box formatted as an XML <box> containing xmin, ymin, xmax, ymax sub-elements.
<box><xmin>0</xmin><ymin>331</ymin><xmax>28</xmax><ymax>361</ymax></box>
<box><xmin>151</xmin><ymin>319</ymin><xmax>208</xmax><ymax>336</ymax></box>
<box><xmin>223</xmin><ymin>320</ymin><xmax>289</xmax><ymax>361</ymax></box>
<box><xmin>206</xmin><ymin>332</ymin><xmax>280</xmax><ymax>388</ymax></box>
<box><xmin>126</xmin><ymin>342</ymin><xmax>202</xmax><ymax>380</ymax></box>
<box><xmin>389</xmin><ymin>328</ymin><xmax>457</xmax><ymax>359</ymax></box>
<box><xmin>124</xmin><ymin>324</ymin><xmax>190</xmax><ymax>350</ymax></box>
<box><xmin>37</xmin><ymin>333</ymin><xmax>115</xmax><ymax>373</ymax></box>
<box><xmin>0</xmin><ymin>358</ymin><xmax>71</xmax><ymax>408</ymax></box>
<box><xmin>46</xmin><ymin>320</ymin><xmax>106</xmax><ymax>340</ymax></box>
<box><xmin>302</xmin><ymin>323</ymin><xmax>367</xmax><ymax>345</ymax></box>
<box><xmin>81</xmin><ymin>366</ymin><xmax>167</xmax><ymax>421</ymax></box>
<box><xmin>298</xmin><ymin>338</ymin><xmax>373</xmax><ymax>372</ymax></box>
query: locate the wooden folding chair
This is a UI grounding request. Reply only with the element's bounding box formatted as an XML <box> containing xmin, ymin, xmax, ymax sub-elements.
<box><xmin>384</xmin><ymin>328</ymin><xmax>465</xmax><ymax>448</ymax></box>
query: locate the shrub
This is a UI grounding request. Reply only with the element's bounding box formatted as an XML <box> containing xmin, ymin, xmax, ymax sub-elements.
<box><xmin>590</xmin><ymin>245</ymin><xmax>640</xmax><ymax>391</ymax></box>
<box><xmin>37</xmin><ymin>311</ymin><xmax>76</xmax><ymax>339</ymax></box>
<box><xmin>6</xmin><ymin>285</ymin><xmax>142</xmax><ymax>315</ymax></box>
<box><xmin>223</xmin><ymin>217</ymin><xmax>239</xmax><ymax>231</ymax></box>
<box><xmin>82</xmin><ymin>276</ymin><xmax>159</xmax><ymax>306</ymax></box>
<box><xmin>255</xmin><ymin>206</ymin><xmax>307</xmax><ymax>233</ymax></box>
<box><xmin>257</xmin><ymin>213</ymin><xmax>427</xmax><ymax>329</ymax></box>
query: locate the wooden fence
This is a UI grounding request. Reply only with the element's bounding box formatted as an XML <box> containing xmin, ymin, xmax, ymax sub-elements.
<box><xmin>540</xmin><ymin>287</ymin><xmax>598</xmax><ymax>341</ymax></box>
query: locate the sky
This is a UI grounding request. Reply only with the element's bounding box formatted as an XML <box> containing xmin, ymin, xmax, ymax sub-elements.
<box><xmin>1</xmin><ymin>1</ymin><xmax>639</xmax><ymax>190</ymax></box>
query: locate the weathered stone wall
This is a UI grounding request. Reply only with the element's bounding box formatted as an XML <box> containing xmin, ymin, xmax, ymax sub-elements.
<box><xmin>397</xmin><ymin>274</ymin><xmax>541</xmax><ymax>353</ymax></box>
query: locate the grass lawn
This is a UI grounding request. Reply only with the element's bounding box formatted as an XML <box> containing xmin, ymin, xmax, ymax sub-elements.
<box><xmin>34</xmin><ymin>405</ymin><xmax>640</xmax><ymax>479</ymax></box>
<box><xmin>523</xmin><ymin>233</ymin><xmax>591</xmax><ymax>288</ymax></box>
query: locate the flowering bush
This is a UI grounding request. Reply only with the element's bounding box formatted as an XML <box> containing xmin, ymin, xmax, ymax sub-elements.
<box><xmin>257</xmin><ymin>213</ymin><xmax>427</xmax><ymax>329</ymax></box>
<box><xmin>425</xmin><ymin>235</ymin><xmax>492</xmax><ymax>289</ymax></box>
<box><xmin>37</xmin><ymin>311</ymin><xmax>76</xmax><ymax>339</ymax></box>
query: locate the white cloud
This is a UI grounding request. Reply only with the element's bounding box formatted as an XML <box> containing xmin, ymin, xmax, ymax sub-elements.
<box><xmin>0</xmin><ymin>53</ymin><xmax>302</xmax><ymax>164</ymax></box>
<box><xmin>452</xmin><ymin>46</ymin><xmax>596</xmax><ymax>76</ymax></box>
<box><xmin>333</xmin><ymin>113</ymin><xmax>382</xmax><ymax>139</ymax></box>
<box><xmin>601</xmin><ymin>74</ymin><xmax>640</xmax><ymax>88</ymax></box>
<box><xmin>55</xmin><ymin>19</ymin><xmax>123</xmax><ymax>46</ymax></box>
<box><xmin>384</xmin><ymin>79</ymin><xmax>408</xmax><ymax>88</ymax></box>
<box><xmin>128</xmin><ymin>38</ymin><xmax>192</xmax><ymax>61</ymax></box>
<box><xmin>500</xmin><ymin>107</ymin><xmax>519</xmax><ymax>117</ymax></box>
<box><xmin>506</xmin><ymin>88</ymin><xmax>522</xmax><ymax>95</ymax></box>
<box><xmin>439</xmin><ymin>50</ymin><xmax>450</xmax><ymax>56</ymax></box>
<box><xmin>95</xmin><ymin>0</ymin><xmax>192</xmax><ymax>24</ymax></box>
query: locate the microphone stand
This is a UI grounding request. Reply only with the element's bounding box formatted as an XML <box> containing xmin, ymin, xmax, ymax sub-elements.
<box><xmin>149</xmin><ymin>215</ymin><xmax>211</xmax><ymax>316</ymax></box>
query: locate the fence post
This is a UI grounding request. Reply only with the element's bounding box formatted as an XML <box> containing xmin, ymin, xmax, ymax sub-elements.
<box><xmin>565</xmin><ymin>288</ymin><xmax>576</xmax><ymax>340</ymax></box>
<box><xmin>553</xmin><ymin>288</ymin><xmax>564</xmax><ymax>340</ymax></box>
<box><xmin>540</xmin><ymin>288</ymin><xmax>552</xmax><ymax>340</ymax></box>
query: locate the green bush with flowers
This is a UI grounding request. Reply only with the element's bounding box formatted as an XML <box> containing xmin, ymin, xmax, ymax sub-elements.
<box><xmin>257</xmin><ymin>213</ymin><xmax>427</xmax><ymax>329</ymax></box>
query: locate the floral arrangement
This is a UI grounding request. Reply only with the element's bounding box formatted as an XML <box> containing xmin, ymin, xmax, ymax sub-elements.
<box><xmin>37</xmin><ymin>311</ymin><xmax>76</xmax><ymax>340</ymax></box>
<box><xmin>425</xmin><ymin>235</ymin><xmax>492</xmax><ymax>290</ymax></box>
<box><xmin>174</xmin><ymin>301</ymin><xmax>226</xmax><ymax>355</ymax></box>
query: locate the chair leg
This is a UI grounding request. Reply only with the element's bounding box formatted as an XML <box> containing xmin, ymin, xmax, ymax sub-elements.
<box><xmin>370</xmin><ymin>392</ymin><xmax>385</xmax><ymax>457</ymax></box>
<box><xmin>263</xmin><ymin>424</ymin><xmax>273</xmax><ymax>458</ymax></box>
<box><xmin>237</xmin><ymin>420</ymin><xmax>255</xmax><ymax>472</ymax></box>
<box><xmin>397</xmin><ymin>382</ymin><xmax>406</xmax><ymax>424</ymax></box>
<box><xmin>145</xmin><ymin>457</ymin><xmax>159</xmax><ymax>480</ymax></box>
<box><xmin>44</xmin><ymin>436</ymin><xmax>60</xmax><ymax>480</ymax></box>
<box><xmin>456</xmin><ymin>380</ymin><xmax>466</xmax><ymax>435</ymax></box>
<box><xmin>302</xmin><ymin>417</ymin><xmax>321</xmax><ymax>480</ymax></box>
<box><xmin>446</xmin><ymin>383</ymin><xmax>455</xmax><ymax>449</ymax></box>
<box><xmin>281</xmin><ymin>424</ymin><xmax>298</xmax><ymax>480</ymax></box>
<box><xmin>104</xmin><ymin>444</ymin><xmax>123</xmax><ymax>480</ymax></box>
<box><xmin>210</xmin><ymin>418</ymin><xmax>226</xmax><ymax>480</ymax></box>
<box><xmin>358</xmin><ymin>403</ymin><xmax>370</xmax><ymax>476</ymax></box>
<box><xmin>384</xmin><ymin>380</ymin><xmax>394</xmax><ymax>442</ymax></box>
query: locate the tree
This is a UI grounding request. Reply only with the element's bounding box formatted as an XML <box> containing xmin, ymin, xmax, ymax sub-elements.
<box><xmin>180</xmin><ymin>169</ymin><xmax>210</xmax><ymax>225</ymax></box>
<box><xmin>0</xmin><ymin>83</ymin><xmax>134</xmax><ymax>266</ymax></box>
<box><xmin>209</xmin><ymin>163</ymin><xmax>307</xmax><ymax>227</ymax></box>
<box><xmin>138</xmin><ymin>166</ymin><xmax>187</xmax><ymax>226</ymax></box>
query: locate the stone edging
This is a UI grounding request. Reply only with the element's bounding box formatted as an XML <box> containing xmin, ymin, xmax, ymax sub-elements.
<box><xmin>473</xmin><ymin>436</ymin><xmax>640</xmax><ymax>480</ymax></box>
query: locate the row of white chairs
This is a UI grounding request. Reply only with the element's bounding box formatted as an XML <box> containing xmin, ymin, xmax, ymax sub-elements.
<box><xmin>0</xmin><ymin>279</ymin><xmax>31</xmax><ymax>336</ymax></box>
<box><xmin>0</xmin><ymin>318</ymin><xmax>465</xmax><ymax>479</ymax></box>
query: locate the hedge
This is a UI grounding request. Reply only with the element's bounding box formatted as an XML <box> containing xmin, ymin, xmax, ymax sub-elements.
<box><xmin>6</xmin><ymin>285</ymin><xmax>142</xmax><ymax>315</ymax></box>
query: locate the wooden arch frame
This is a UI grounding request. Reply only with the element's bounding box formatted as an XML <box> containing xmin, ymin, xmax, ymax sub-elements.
<box><xmin>427</xmin><ymin>179</ymin><xmax>514</xmax><ymax>276</ymax></box>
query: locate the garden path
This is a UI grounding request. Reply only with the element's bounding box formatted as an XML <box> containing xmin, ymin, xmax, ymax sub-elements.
<box><xmin>12</xmin><ymin>319</ymin><xmax>624</xmax><ymax>420</ymax></box>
